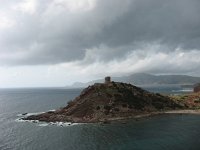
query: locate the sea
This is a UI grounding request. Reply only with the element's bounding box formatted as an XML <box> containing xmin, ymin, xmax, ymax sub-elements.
<box><xmin>1</xmin><ymin>85</ymin><xmax>200</xmax><ymax>150</ymax></box>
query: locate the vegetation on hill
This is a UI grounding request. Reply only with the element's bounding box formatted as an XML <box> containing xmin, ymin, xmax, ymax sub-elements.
<box><xmin>171</xmin><ymin>92</ymin><xmax>200</xmax><ymax>109</ymax></box>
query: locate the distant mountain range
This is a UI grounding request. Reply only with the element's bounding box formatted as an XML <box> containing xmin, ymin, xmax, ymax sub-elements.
<box><xmin>68</xmin><ymin>73</ymin><xmax>200</xmax><ymax>88</ymax></box>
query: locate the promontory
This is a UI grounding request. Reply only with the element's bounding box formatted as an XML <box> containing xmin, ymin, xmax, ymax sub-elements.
<box><xmin>23</xmin><ymin>77</ymin><xmax>186</xmax><ymax>123</ymax></box>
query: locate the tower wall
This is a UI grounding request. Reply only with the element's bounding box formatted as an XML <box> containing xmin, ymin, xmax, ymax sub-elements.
<box><xmin>105</xmin><ymin>76</ymin><xmax>111</xmax><ymax>84</ymax></box>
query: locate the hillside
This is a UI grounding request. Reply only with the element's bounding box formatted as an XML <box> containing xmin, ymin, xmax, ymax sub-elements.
<box><xmin>24</xmin><ymin>81</ymin><xmax>184</xmax><ymax>123</ymax></box>
<box><xmin>69</xmin><ymin>73</ymin><xmax>200</xmax><ymax>88</ymax></box>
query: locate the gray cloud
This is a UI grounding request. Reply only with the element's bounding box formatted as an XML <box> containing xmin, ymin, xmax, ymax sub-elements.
<box><xmin>0</xmin><ymin>0</ymin><xmax>200</xmax><ymax>66</ymax></box>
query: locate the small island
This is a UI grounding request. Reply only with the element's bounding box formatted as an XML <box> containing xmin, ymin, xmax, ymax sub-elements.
<box><xmin>23</xmin><ymin>77</ymin><xmax>200</xmax><ymax>123</ymax></box>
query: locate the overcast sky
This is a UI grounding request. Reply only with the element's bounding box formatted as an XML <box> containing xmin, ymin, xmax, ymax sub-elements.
<box><xmin>0</xmin><ymin>0</ymin><xmax>200</xmax><ymax>87</ymax></box>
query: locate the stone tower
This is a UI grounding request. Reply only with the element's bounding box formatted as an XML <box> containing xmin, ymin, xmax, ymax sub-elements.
<box><xmin>194</xmin><ymin>83</ymin><xmax>200</xmax><ymax>93</ymax></box>
<box><xmin>105</xmin><ymin>76</ymin><xmax>111</xmax><ymax>84</ymax></box>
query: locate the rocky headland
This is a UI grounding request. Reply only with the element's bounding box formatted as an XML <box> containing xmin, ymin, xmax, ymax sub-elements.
<box><xmin>23</xmin><ymin>78</ymin><xmax>187</xmax><ymax>123</ymax></box>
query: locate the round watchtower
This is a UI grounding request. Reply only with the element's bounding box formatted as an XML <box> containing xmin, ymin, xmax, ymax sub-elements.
<box><xmin>105</xmin><ymin>76</ymin><xmax>111</xmax><ymax>84</ymax></box>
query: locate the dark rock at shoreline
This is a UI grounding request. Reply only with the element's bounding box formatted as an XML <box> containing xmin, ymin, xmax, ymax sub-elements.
<box><xmin>23</xmin><ymin>82</ymin><xmax>185</xmax><ymax>123</ymax></box>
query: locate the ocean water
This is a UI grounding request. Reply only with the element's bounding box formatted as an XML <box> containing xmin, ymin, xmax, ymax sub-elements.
<box><xmin>0</xmin><ymin>86</ymin><xmax>200</xmax><ymax>150</ymax></box>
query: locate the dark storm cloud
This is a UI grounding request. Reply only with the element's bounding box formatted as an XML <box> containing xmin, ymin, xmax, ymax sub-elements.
<box><xmin>0</xmin><ymin>0</ymin><xmax>200</xmax><ymax>65</ymax></box>
<box><xmin>98</xmin><ymin>0</ymin><xmax>200</xmax><ymax>49</ymax></box>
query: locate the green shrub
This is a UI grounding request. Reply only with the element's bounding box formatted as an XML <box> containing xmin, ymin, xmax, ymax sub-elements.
<box><xmin>114</xmin><ymin>108</ymin><xmax>120</xmax><ymax>111</ymax></box>
<box><xmin>122</xmin><ymin>104</ymin><xmax>127</xmax><ymax>107</ymax></box>
<box><xmin>96</xmin><ymin>106</ymin><xmax>100</xmax><ymax>110</ymax></box>
<box><xmin>67</xmin><ymin>100</ymin><xmax>75</xmax><ymax>106</ymax></box>
<box><xmin>104</xmin><ymin>105</ymin><xmax>112</xmax><ymax>110</ymax></box>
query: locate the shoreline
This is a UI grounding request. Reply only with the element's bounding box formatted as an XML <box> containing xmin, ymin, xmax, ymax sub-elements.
<box><xmin>164</xmin><ymin>109</ymin><xmax>200</xmax><ymax>114</ymax></box>
<box><xmin>98</xmin><ymin>109</ymin><xmax>200</xmax><ymax>123</ymax></box>
<box><xmin>21</xmin><ymin>109</ymin><xmax>200</xmax><ymax>124</ymax></box>
<box><xmin>18</xmin><ymin>109</ymin><xmax>200</xmax><ymax>125</ymax></box>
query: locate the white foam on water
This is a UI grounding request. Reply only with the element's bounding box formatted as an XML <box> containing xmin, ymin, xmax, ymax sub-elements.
<box><xmin>16</xmin><ymin>118</ymin><xmax>82</xmax><ymax>127</ymax></box>
<box><xmin>15</xmin><ymin>118</ymin><xmax>39</xmax><ymax>123</ymax></box>
<box><xmin>15</xmin><ymin>118</ymin><xmax>24</xmax><ymax>122</ymax></box>
<box><xmin>16</xmin><ymin>111</ymin><xmax>82</xmax><ymax>127</ymax></box>
<box><xmin>48</xmin><ymin>109</ymin><xmax>56</xmax><ymax>112</ymax></box>
<box><xmin>16</xmin><ymin>109</ymin><xmax>83</xmax><ymax>127</ymax></box>
<box><xmin>46</xmin><ymin>121</ymin><xmax>81</xmax><ymax>127</ymax></box>
<box><xmin>33</xmin><ymin>121</ymin><xmax>81</xmax><ymax>127</ymax></box>
<box><xmin>38</xmin><ymin>123</ymin><xmax>49</xmax><ymax>127</ymax></box>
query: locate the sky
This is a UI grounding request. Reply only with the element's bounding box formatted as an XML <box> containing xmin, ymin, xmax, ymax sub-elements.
<box><xmin>0</xmin><ymin>0</ymin><xmax>200</xmax><ymax>87</ymax></box>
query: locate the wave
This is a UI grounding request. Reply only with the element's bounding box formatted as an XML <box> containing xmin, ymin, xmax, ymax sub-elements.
<box><xmin>16</xmin><ymin>118</ymin><xmax>81</xmax><ymax>127</ymax></box>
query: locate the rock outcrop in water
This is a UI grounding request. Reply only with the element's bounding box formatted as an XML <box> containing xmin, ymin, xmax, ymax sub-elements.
<box><xmin>23</xmin><ymin>80</ymin><xmax>185</xmax><ymax>123</ymax></box>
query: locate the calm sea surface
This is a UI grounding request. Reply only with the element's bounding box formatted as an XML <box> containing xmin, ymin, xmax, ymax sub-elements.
<box><xmin>0</xmin><ymin>86</ymin><xmax>200</xmax><ymax>150</ymax></box>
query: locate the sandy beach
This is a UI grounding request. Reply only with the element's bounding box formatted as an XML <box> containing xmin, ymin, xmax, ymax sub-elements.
<box><xmin>165</xmin><ymin>109</ymin><xmax>200</xmax><ymax>114</ymax></box>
